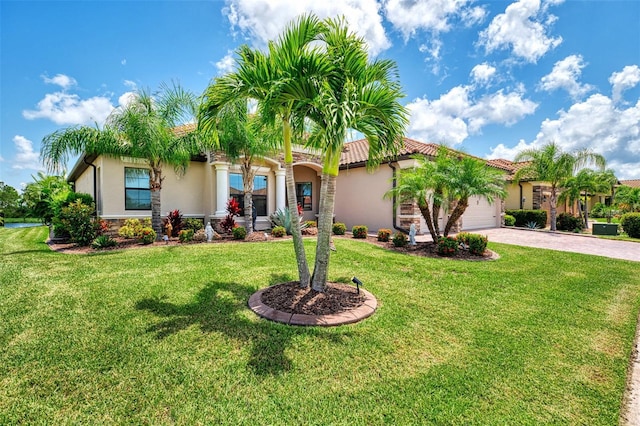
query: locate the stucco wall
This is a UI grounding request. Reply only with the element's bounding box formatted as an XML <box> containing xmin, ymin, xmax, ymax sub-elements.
<box><xmin>293</xmin><ymin>165</ymin><xmax>321</xmax><ymax>222</ymax></box>
<box><xmin>335</xmin><ymin>164</ymin><xmax>394</xmax><ymax>233</ymax></box>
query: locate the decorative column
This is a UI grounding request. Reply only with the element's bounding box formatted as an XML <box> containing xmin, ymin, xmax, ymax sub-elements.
<box><xmin>275</xmin><ymin>169</ymin><xmax>286</xmax><ymax>211</ymax></box>
<box><xmin>214</xmin><ymin>162</ymin><xmax>229</xmax><ymax>216</ymax></box>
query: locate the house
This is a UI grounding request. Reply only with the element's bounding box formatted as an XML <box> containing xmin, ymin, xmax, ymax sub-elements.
<box><xmin>620</xmin><ymin>179</ymin><xmax>640</xmax><ymax>188</ymax></box>
<box><xmin>67</xmin><ymin>137</ymin><xmax>506</xmax><ymax>235</ymax></box>
<box><xmin>487</xmin><ymin>158</ymin><xmax>615</xmax><ymax>223</ymax></box>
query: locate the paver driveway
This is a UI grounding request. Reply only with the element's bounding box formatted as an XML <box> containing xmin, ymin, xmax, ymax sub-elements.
<box><xmin>477</xmin><ymin>227</ymin><xmax>640</xmax><ymax>262</ymax></box>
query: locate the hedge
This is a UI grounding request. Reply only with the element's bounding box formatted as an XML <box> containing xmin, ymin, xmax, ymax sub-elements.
<box><xmin>505</xmin><ymin>209</ymin><xmax>547</xmax><ymax>228</ymax></box>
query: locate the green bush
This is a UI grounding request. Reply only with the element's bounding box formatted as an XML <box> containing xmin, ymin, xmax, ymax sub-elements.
<box><xmin>232</xmin><ymin>226</ymin><xmax>247</xmax><ymax>240</ymax></box>
<box><xmin>332</xmin><ymin>222</ymin><xmax>346</xmax><ymax>235</ymax></box>
<box><xmin>91</xmin><ymin>235</ymin><xmax>117</xmax><ymax>249</ymax></box>
<box><xmin>138</xmin><ymin>227</ymin><xmax>156</xmax><ymax>244</ymax></box>
<box><xmin>455</xmin><ymin>232</ymin><xmax>472</xmax><ymax>244</ymax></box>
<box><xmin>352</xmin><ymin>225</ymin><xmax>368</xmax><ymax>239</ymax></box>
<box><xmin>620</xmin><ymin>213</ymin><xmax>640</xmax><ymax>238</ymax></box>
<box><xmin>183</xmin><ymin>218</ymin><xmax>204</xmax><ymax>232</ymax></box>
<box><xmin>437</xmin><ymin>236</ymin><xmax>459</xmax><ymax>256</ymax></box>
<box><xmin>392</xmin><ymin>232</ymin><xmax>408</xmax><ymax>247</ymax></box>
<box><xmin>59</xmin><ymin>200</ymin><xmax>98</xmax><ymax>246</ymax></box>
<box><xmin>556</xmin><ymin>213</ymin><xmax>584</xmax><ymax>231</ymax></box>
<box><xmin>178</xmin><ymin>229</ymin><xmax>194</xmax><ymax>243</ymax></box>
<box><xmin>590</xmin><ymin>202</ymin><xmax>607</xmax><ymax>218</ymax></box>
<box><xmin>467</xmin><ymin>234</ymin><xmax>488</xmax><ymax>255</ymax></box>
<box><xmin>504</xmin><ymin>214</ymin><xmax>516</xmax><ymax>227</ymax></box>
<box><xmin>271</xmin><ymin>226</ymin><xmax>286</xmax><ymax>238</ymax></box>
<box><xmin>304</xmin><ymin>220</ymin><xmax>317</xmax><ymax>228</ymax></box>
<box><xmin>505</xmin><ymin>209</ymin><xmax>547</xmax><ymax>228</ymax></box>
<box><xmin>377</xmin><ymin>228</ymin><xmax>392</xmax><ymax>242</ymax></box>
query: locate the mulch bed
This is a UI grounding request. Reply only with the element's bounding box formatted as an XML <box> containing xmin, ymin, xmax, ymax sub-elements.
<box><xmin>260</xmin><ymin>281</ymin><xmax>365</xmax><ymax>315</ymax></box>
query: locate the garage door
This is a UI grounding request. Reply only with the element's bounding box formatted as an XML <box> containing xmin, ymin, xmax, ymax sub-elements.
<box><xmin>461</xmin><ymin>196</ymin><xmax>499</xmax><ymax>230</ymax></box>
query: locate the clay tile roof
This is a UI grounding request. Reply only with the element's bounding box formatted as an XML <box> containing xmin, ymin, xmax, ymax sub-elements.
<box><xmin>340</xmin><ymin>137</ymin><xmax>440</xmax><ymax>166</ymax></box>
<box><xmin>172</xmin><ymin>122</ymin><xmax>197</xmax><ymax>137</ymax></box>
<box><xmin>620</xmin><ymin>179</ymin><xmax>640</xmax><ymax>188</ymax></box>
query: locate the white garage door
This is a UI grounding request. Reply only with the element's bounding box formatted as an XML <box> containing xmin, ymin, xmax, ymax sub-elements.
<box><xmin>462</xmin><ymin>196</ymin><xmax>499</xmax><ymax>230</ymax></box>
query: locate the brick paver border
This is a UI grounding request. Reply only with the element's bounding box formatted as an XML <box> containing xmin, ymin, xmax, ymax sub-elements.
<box><xmin>248</xmin><ymin>287</ymin><xmax>377</xmax><ymax>326</ymax></box>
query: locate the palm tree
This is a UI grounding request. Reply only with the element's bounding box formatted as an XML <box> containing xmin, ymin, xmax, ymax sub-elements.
<box><xmin>559</xmin><ymin>168</ymin><xmax>601</xmax><ymax>228</ymax></box>
<box><xmin>41</xmin><ymin>82</ymin><xmax>202</xmax><ymax>239</ymax></box>
<box><xmin>595</xmin><ymin>169</ymin><xmax>619</xmax><ymax>223</ymax></box>
<box><xmin>615</xmin><ymin>185</ymin><xmax>640</xmax><ymax>212</ymax></box>
<box><xmin>514</xmin><ymin>142</ymin><xmax>605</xmax><ymax>231</ymax></box>
<box><xmin>199</xmin><ymin>99</ymin><xmax>279</xmax><ymax>233</ymax></box>
<box><xmin>386</xmin><ymin>148</ymin><xmax>506</xmax><ymax>240</ymax></box>
<box><xmin>199</xmin><ymin>14</ymin><xmax>329</xmax><ymax>288</ymax></box>
<box><xmin>303</xmin><ymin>17</ymin><xmax>408</xmax><ymax>291</ymax></box>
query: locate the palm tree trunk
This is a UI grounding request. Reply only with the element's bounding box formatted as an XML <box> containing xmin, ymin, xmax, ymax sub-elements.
<box><xmin>417</xmin><ymin>200</ymin><xmax>438</xmax><ymax>242</ymax></box>
<box><xmin>583</xmin><ymin>193</ymin><xmax>589</xmax><ymax>229</ymax></box>
<box><xmin>432</xmin><ymin>189</ymin><xmax>443</xmax><ymax>238</ymax></box>
<box><xmin>150</xmin><ymin>167</ymin><xmax>163</xmax><ymax>241</ymax></box>
<box><xmin>283</xmin><ymin>119</ymin><xmax>310</xmax><ymax>288</ymax></box>
<box><xmin>549</xmin><ymin>187</ymin><xmax>558</xmax><ymax>231</ymax></box>
<box><xmin>444</xmin><ymin>198</ymin><xmax>468</xmax><ymax>236</ymax></box>
<box><xmin>242</xmin><ymin>163</ymin><xmax>256</xmax><ymax>234</ymax></box>
<box><xmin>311</xmin><ymin>172</ymin><xmax>335</xmax><ymax>292</ymax></box>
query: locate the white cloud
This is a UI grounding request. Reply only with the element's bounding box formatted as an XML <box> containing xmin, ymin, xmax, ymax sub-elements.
<box><xmin>487</xmin><ymin>139</ymin><xmax>534</xmax><ymax>160</ymax></box>
<box><xmin>121</xmin><ymin>59</ymin><xmax>127</xmax><ymax>65</ymax></box>
<box><xmin>406</xmin><ymin>84</ymin><xmax>537</xmax><ymax>144</ymax></box>
<box><xmin>478</xmin><ymin>0</ymin><xmax>563</xmax><ymax>63</ymax></box>
<box><xmin>42</xmin><ymin>73</ymin><xmax>77</xmax><ymax>90</ymax></box>
<box><xmin>12</xmin><ymin>135</ymin><xmax>42</xmax><ymax>170</ymax></box>
<box><xmin>384</xmin><ymin>0</ymin><xmax>482</xmax><ymax>38</ymax></box>
<box><xmin>470</xmin><ymin>63</ymin><xmax>496</xmax><ymax>84</ymax></box>
<box><xmin>22</xmin><ymin>92</ymin><xmax>115</xmax><ymax>126</ymax></box>
<box><xmin>215</xmin><ymin>51</ymin><xmax>236</xmax><ymax>74</ymax></box>
<box><xmin>117</xmin><ymin>91</ymin><xmax>137</xmax><ymax>109</ymax></box>
<box><xmin>223</xmin><ymin>0</ymin><xmax>390</xmax><ymax>55</ymax></box>
<box><xmin>609</xmin><ymin>65</ymin><xmax>640</xmax><ymax>103</ymax></box>
<box><xmin>123</xmin><ymin>80</ymin><xmax>137</xmax><ymax>89</ymax></box>
<box><xmin>539</xmin><ymin>54</ymin><xmax>593</xmax><ymax>99</ymax></box>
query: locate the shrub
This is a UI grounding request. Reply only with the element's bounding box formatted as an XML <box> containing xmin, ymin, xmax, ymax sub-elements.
<box><xmin>504</xmin><ymin>214</ymin><xmax>516</xmax><ymax>227</ymax></box>
<box><xmin>271</xmin><ymin>226</ymin><xmax>286</xmax><ymax>238</ymax></box>
<box><xmin>232</xmin><ymin>226</ymin><xmax>247</xmax><ymax>240</ymax></box>
<box><xmin>392</xmin><ymin>232</ymin><xmax>408</xmax><ymax>247</ymax></box>
<box><xmin>505</xmin><ymin>209</ymin><xmax>547</xmax><ymax>228</ymax></box>
<box><xmin>166</xmin><ymin>209</ymin><xmax>183</xmax><ymax>236</ymax></box>
<box><xmin>590</xmin><ymin>202</ymin><xmax>607</xmax><ymax>219</ymax></box>
<box><xmin>192</xmin><ymin>229</ymin><xmax>207</xmax><ymax>242</ymax></box>
<box><xmin>96</xmin><ymin>219</ymin><xmax>110</xmax><ymax>236</ymax></box>
<box><xmin>221</xmin><ymin>199</ymin><xmax>242</xmax><ymax>234</ymax></box>
<box><xmin>59</xmin><ymin>200</ymin><xmax>98</xmax><ymax>246</ymax></box>
<box><xmin>118</xmin><ymin>218</ymin><xmax>144</xmax><ymax>239</ymax></box>
<box><xmin>436</xmin><ymin>236</ymin><xmax>458</xmax><ymax>256</ymax></box>
<box><xmin>302</xmin><ymin>227</ymin><xmax>318</xmax><ymax>236</ymax></box>
<box><xmin>467</xmin><ymin>234</ymin><xmax>488</xmax><ymax>255</ymax></box>
<box><xmin>352</xmin><ymin>225</ymin><xmax>368</xmax><ymax>239</ymax></box>
<box><xmin>304</xmin><ymin>220</ymin><xmax>317</xmax><ymax>228</ymax></box>
<box><xmin>556</xmin><ymin>213</ymin><xmax>584</xmax><ymax>232</ymax></box>
<box><xmin>270</xmin><ymin>207</ymin><xmax>307</xmax><ymax>235</ymax></box>
<box><xmin>377</xmin><ymin>228</ymin><xmax>392</xmax><ymax>242</ymax></box>
<box><xmin>525</xmin><ymin>221</ymin><xmax>540</xmax><ymax>229</ymax></box>
<box><xmin>621</xmin><ymin>213</ymin><xmax>640</xmax><ymax>238</ymax></box>
<box><xmin>183</xmin><ymin>218</ymin><xmax>204</xmax><ymax>232</ymax></box>
<box><xmin>455</xmin><ymin>232</ymin><xmax>472</xmax><ymax>245</ymax></box>
<box><xmin>138</xmin><ymin>227</ymin><xmax>156</xmax><ymax>244</ymax></box>
<box><xmin>91</xmin><ymin>235</ymin><xmax>117</xmax><ymax>249</ymax></box>
<box><xmin>178</xmin><ymin>229</ymin><xmax>194</xmax><ymax>243</ymax></box>
<box><xmin>332</xmin><ymin>222</ymin><xmax>346</xmax><ymax>235</ymax></box>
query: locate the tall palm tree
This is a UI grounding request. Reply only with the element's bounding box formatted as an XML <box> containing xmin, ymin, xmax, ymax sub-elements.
<box><xmin>304</xmin><ymin>17</ymin><xmax>408</xmax><ymax>291</ymax></box>
<box><xmin>199</xmin><ymin>14</ymin><xmax>329</xmax><ymax>288</ymax></box>
<box><xmin>41</xmin><ymin>82</ymin><xmax>202</xmax><ymax>239</ymax></box>
<box><xmin>559</xmin><ymin>168</ymin><xmax>602</xmax><ymax>227</ymax></box>
<box><xmin>514</xmin><ymin>142</ymin><xmax>605</xmax><ymax>231</ymax></box>
<box><xmin>595</xmin><ymin>169</ymin><xmax>619</xmax><ymax>223</ymax></box>
<box><xmin>199</xmin><ymin>98</ymin><xmax>278</xmax><ymax>233</ymax></box>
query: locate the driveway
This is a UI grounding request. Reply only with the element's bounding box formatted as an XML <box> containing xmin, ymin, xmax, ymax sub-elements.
<box><xmin>475</xmin><ymin>227</ymin><xmax>640</xmax><ymax>262</ymax></box>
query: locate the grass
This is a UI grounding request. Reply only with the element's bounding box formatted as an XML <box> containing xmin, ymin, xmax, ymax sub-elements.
<box><xmin>1</xmin><ymin>217</ymin><xmax>42</xmax><ymax>223</ymax></box>
<box><xmin>1</xmin><ymin>226</ymin><xmax>640</xmax><ymax>424</ymax></box>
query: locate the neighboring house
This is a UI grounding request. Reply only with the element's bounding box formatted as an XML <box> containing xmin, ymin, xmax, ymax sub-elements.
<box><xmin>67</xmin><ymin>138</ymin><xmax>506</xmax><ymax>235</ymax></box>
<box><xmin>487</xmin><ymin>158</ymin><xmax>614</xmax><ymax>223</ymax></box>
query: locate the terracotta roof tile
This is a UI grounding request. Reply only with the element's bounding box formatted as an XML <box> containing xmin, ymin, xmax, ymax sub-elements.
<box><xmin>172</xmin><ymin>122</ymin><xmax>196</xmax><ymax>137</ymax></box>
<box><xmin>620</xmin><ymin>179</ymin><xmax>640</xmax><ymax>188</ymax></box>
<box><xmin>340</xmin><ymin>137</ymin><xmax>440</xmax><ymax>166</ymax></box>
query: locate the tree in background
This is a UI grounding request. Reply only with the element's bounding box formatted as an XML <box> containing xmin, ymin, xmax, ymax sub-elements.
<box><xmin>0</xmin><ymin>182</ymin><xmax>22</xmax><ymax>218</ymax></box>
<box><xmin>21</xmin><ymin>172</ymin><xmax>71</xmax><ymax>224</ymax></box>
<box><xmin>41</xmin><ymin>82</ymin><xmax>205</xmax><ymax>239</ymax></box>
<box><xmin>615</xmin><ymin>185</ymin><xmax>640</xmax><ymax>213</ymax></box>
<box><xmin>514</xmin><ymin>142</ymin><xmax>605</xmax><ymax>231</ymax></box>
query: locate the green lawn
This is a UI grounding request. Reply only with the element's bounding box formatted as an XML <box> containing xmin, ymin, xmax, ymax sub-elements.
<box><xmin>1</xmin><ymin>226</ymin><xmax>639</xmax><ymax>425</ymax></box>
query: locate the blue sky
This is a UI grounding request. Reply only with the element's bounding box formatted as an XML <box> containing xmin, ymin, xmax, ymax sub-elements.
<box><xmin>1</xmin><ymin>0</ymin><xmax>639</xmax><ymax>192</ymax></box>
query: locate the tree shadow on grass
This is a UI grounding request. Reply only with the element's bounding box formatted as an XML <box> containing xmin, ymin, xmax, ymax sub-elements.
<box><xmin>135</xmin><ymin>280</ymin><xmax>352</xmax><ymax>376</ymax></box>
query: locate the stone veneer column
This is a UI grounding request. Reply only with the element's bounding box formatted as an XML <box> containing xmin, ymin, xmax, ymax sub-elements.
<box><xmin>275</xmin><ymin>169</ymin><xmax>286</xmax><ymax>211</ymax></box>
<box><xmin>214</xmin><ymin>162</ymin><xmax>229</xmax><ymax>216</ymax></box>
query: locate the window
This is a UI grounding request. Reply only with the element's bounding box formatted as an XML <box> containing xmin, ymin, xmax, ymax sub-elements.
<box><xmin>296</xmin><ymin>182</ymin><xmax>312</xmax><ymax>211</ymax></box>
<box><xmin>229</xmin><ymin>173</ymin><xmax>268</xmax><ymax>216</ymax></box>
<box><xmin>125</xmin><ymin>167</ymin><xmax>151</xmax><ymax>210</ymax></box>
